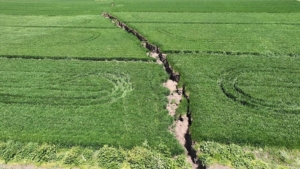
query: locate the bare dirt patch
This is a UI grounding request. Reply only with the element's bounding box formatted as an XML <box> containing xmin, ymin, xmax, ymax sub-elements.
<box><xmin>175</xmin><ymin>115</ymin><xmax>199</xmax><ymax>168</ymax></box>
<box><xmin>166</xmin><ymin>93</ymin><xmax>181</xmax><ymax>116</ymax></box>
<box><xmin>147</xmin><ymin>52</ymin><xmax>163</xmax><ymax>65</ymax></box>
<box><xmin>163</xmin><ymin>79</ymin><xmax>177</xmax><ymax>93</ymax></box>
<box><xmin>175</xmin><ymin>116</ymin><xmax>189</xmax><ymax>149</ymax></box>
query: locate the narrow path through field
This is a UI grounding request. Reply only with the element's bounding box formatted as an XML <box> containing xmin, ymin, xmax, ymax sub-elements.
<box><xmin>102</xmin><ymin>12</ymin><xmax>202</xmax><ymax>169</ymax></box>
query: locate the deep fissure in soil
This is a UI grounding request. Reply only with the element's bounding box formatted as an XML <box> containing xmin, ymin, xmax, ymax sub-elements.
<box><xmin>102</xmin><ymin>12</ymin><xmax>204</xmax><ymax>169</ymax></box>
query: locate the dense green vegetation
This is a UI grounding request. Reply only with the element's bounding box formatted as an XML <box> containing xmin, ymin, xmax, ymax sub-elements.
<box><xmin>0</xmin><ymin>58</ymin><xmax>183</xmax><ymax>155</ymax></box>
<box><xmin>0</xmin><ymin>141</ymin><xmax>190</xmax><ymax>168</ymax></box>
<box><xmin>169</xmin><ymin>54</ymin><xmax>300</xmax><ymax>148</ymax></box>
<box><xmin>195</xmin><ymin>141</ymin><xmax>300</xmax><ymax>169</ymax></box>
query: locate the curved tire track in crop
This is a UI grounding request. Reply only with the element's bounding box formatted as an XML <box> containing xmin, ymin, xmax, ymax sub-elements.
<box><xmin>102</xmin><ymin>12</ymin><xmax>203</xmax><ymax>169</ymax></box>
<box><xmin>0</xmin><ymin>72</ymin><xmax>132</xmax><ymax>106</ymax></box>
<box><xmin>219</xmin><ymin>67</ymin><xmax>300</xmax><ymax>114</ymax></box>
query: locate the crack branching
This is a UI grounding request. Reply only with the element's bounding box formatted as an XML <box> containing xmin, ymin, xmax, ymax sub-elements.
<box><xmin>103</xmin><ymin>12</ymin><xmax>204</xmax><ymax>169</ymax></box>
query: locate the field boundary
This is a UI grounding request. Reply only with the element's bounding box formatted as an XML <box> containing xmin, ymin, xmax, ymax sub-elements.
<box><xmin>0</xmin><ymin>55</ymin><xmax>154</xmax><ymax>62</ymax></box>
<box><xmin>164</xmin><ymin>50</ymin><xmax>300</xmax><ymax>57</ymax></box>
<box><xmin>0</xmin><ymin>25</ymin><xmax>118</xmax><ymax>29</ymax></box>
<box><xmin>125</xmin><ymin>21</ymin><xmax>300</xmax><ymax>26</ymax></box>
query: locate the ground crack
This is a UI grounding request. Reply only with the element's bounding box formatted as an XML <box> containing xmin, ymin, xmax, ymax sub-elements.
<box><xmin>103</xmin><ymin>12</ymin><xmax>204</xmax><ymax>169</ymax></box>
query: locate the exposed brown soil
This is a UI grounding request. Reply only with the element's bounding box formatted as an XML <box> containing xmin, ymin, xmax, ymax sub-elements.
<box><xmin>175</xmin><ymin>116</ymin><xmax>192</xmax><ymax>161</ymax></box>
<box><xmin>163</xmin><ymin>79</ymin><xmax>177</xmax><ymax>93</ymax></box>
<box><xmin>147</xmin><ymin>52</ymin><xmax>163</xmax><ymax>65</ymax></box>
<box><xmin>164</xmin><ymin>79</ymin><xmax>199</xmax><ymax>169</ymax></box>
<box><xmin>164</xmin><ymin>80</ymin><xmax>182</xmax><ymax>115</ymax></box>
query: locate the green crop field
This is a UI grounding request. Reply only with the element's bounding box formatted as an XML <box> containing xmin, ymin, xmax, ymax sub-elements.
<box><xmin>109</xmin><ymin>1</ymin><xmax>300</xmax><ymax>168</ymax></box>
<box><xmin>112</xmin><ymin>12</ymin><xmax>300</xmax><ymax>55</ymax></box>
<box><xmin>1</xmin><ymin>0</ymin><xmax>300</xmax><ymax>168</ymax></box>
<box><xmin>169</xmin><ymin>54</ymin><xmax>300</xmax><ymax>148</ymax></box>
<box><xmin>110</xmin><ymin>0</ymin><xmax>300</xmax><ymax>13</ymax></box>
<box><xmin>0</xmin><ymin>15</ymin><xmax>148</xmax><ymax>59</ymax></box>
<box><xmin>0</xmin><ymin>0</ymin><xmax>111</xmax><ymax>15</ymax></box>
<box><xmin>0</xmin><ymin>0</ymin><xmax>188</xmax><ymax>167</ymax></box>
<box><xmin>0</xmin><ymin>58</ymin><xmax>183</xmax><ymax>154</ymax></box>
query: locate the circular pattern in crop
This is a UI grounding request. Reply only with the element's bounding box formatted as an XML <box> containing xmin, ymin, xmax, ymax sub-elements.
<box><xmin>0</xmin><ymin>71</ymin><xmax>132</xmax><ymax>106</ymax></box>
<box><xmin>219</xmin><ymin>67</ymin><xmax>300</xmax><ymax>113</ymax></box>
